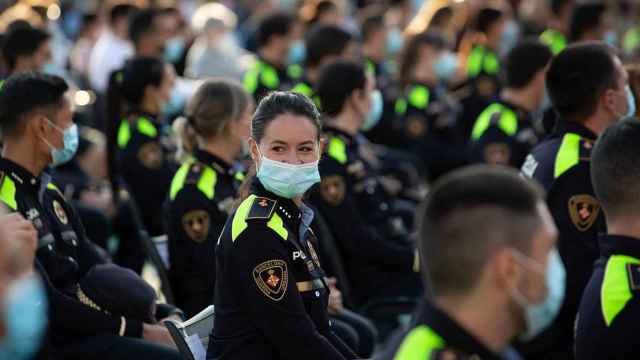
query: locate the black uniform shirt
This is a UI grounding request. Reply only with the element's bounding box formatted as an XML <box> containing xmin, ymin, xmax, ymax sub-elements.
<box><xmin>575</xmin><ymin>235</ymin><xmax>640</xmax><ymax>359</ymax></box>
<box><xmin>166</xmin><ymin>148</ymin><xmax>242</xmax><ymax>317</ymax></box>
<box><xmin>208</xmin><ymin>179</ymin><xmax>356</xmax><ymax>360</ymax></box>
<box><xmin>0</xmin><ymin>158</ymin><xmax>143</xmax><ymax>346</ymax></box>
<box><xmin>519</xmin><ymin>120</ymin><xmax>605</xmax><ymax>357</ymax></box>
<box><xmin>116</xmin><ymin>112</ymin><xmax>177</xmax><ymax>236</ymax></box>
<box><xmin>380</xmin><ymin>299</ymin><xmax>503</xmax><ymax>360</ymax></box>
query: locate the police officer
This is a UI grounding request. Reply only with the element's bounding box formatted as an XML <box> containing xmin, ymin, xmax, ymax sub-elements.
<box><xmin>106</xmin><ymin>57</ymin><xmax>177</xmax><ymax>272</ymax></box>
<box><xmin>540</xmin><ymin>0</ymin><xmax>572</xmax><ymax>55</ymax></box>
<box><xmin>312</xmin><ymin>61</ymin><xmax>421</xmax><ymax>306</ymax></box>
<box><xmin>208</xmin><ymin>91</ymin><xmax>356</xmax><ymax>359</ymax></box>
<box><xmin>469</xmin><ymin>40</ymin><xmax>552</xmax><ymax>168</ymax></box>
<box><xmin>395</xmin><ymin>32</ymin><xmax>466</xmax><ymax>181</ymax></box>
<box><xmin>382</xmin><ymin>166</ymin><xmax>563</xmax><ymax>360</ymax></box>
<box><xmin>575</xmin><ymin>119</ymin><xmax>640</xmax><ymax>359</ymax></box>
<box><xmin>290</xmin><ymin>24</ymin><xmax>356</xmax><ymax>104</ymax></box>
<box><xmin>0</xmin><ymin>73</ymin><xmax>180</xmax><ymax>359</ymax></box>
<box><xmin>520</xmin><ymin>43</ymin><xmax>633</xmax><ymax>358</ymax></box>
<box><xmin>166</xmin><ymin>79</ymin><xmax>252</xmax><ymax>318</ymax></box>
<box><xmin>243</xmin><ymin>12</ymin><xmax>303</xmax><ymax>101</ymax></box>
<box><xmin>0</xmin><ymin>25</ymin><xmax>51</xmax><ymax>78</ymax></box>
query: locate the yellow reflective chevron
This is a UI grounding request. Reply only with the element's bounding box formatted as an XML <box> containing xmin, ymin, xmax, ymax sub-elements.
<box><xmin>232</xmin><ymin>195</ymin><xmax>255</xmax><ymax>241</ymax></box>
<box><xmin>0</xmin><ymin>175</ymin><xmax>17</xmax><ymax>210</ymax></box>
<box><xmin>554</xmin><ymin>133</ymin><xmax>581</xmax><ymax>179</ymax></box>
<box><xmin>540</xmin><ymin>29</ymin><xmax>567</xmax><ymax>55</ymax></box>
<box><xmin>624</xmin><ymin>27</ymin><xmax>640</xmax><ymax>54</ymax></box>
<box><xmin>169</xmin><ymin>163</ymin><xmax>191</xmax><ymax>200</ymax></box>
<box><xmin>234</xmin><ymin>172</ymin><xmax>246</xmax><ymax>182</ymax></box>
<box><xmin>267</xmin><ymin>212</ymin><xmax>288</xmax><ymax>240</ymax></box>
<box><xmin>291</xmin><ymin>82</ymin><xmax>313</xmax><ymax>97</ymax></box>
<box><xmin>117</xmin><ymin>117</ymin><xmax>158</xmax><ymax>148</ymax></box>
<box><xmin>243</xmin><ymin>67</ymin><xmax>260</xmax><ymax>94</ymax></box>
<box><xmin>197</xmin><ymin>166</ymin><xmax>218</xmax><ymax>200</ymax></box>
<box><xmin>394</xmin><ymin>325</ymin><xmax>445</xmax><ymax>360</ymax></box>
<box><xmin>471</xmin><ymin>103</ymin><xmax>518</xmax><ymax>140</ymax></box>
<box><xmin>467</xmin><ymin>46</ymin><xmax>500</xmax><ymax>78</ymax></box>
<box><xmin>327</xmin><ymin>137</ymin><xmax>347</xmax><ymax>165</ymax></box>
<box><xmin>408</xmin><ymin>86</ymin><xmax>430</xmax><ymax>110</ymax></box>
<box><xmin>601</xmin><ymin>255</ymin><xmax>640</xmax><ymax>326</ymax></box>
<box><xmin>287</xmin><ymin>64</ymin><xmax>303</xmax><ymax>79</ymax></box>
<box><xmin>260</xmin><ymin>62</ymin><xmax>279</xmax><ymax>90</ymax></box>
<box><xmin>395</xmin><ymin>98</ymin><xmax>408</xmax><ymax>115</ymax></box>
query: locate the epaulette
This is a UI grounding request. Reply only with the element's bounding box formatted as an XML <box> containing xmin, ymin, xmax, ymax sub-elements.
<box><xmin>247</xmin><ymin>197</ymin><xmax>276</xmax><ymax>220</ymax></box>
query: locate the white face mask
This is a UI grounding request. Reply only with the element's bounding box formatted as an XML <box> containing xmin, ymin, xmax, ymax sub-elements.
<box><xmin>509</xmin><ymin>248</ymin><xmax>566</xmax><ymax>341</ymax></box>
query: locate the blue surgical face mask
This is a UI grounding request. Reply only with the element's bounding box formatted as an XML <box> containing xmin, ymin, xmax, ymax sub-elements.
<box><xmin>0</xmin><ymin>276</ymin><xmax>48</xmax><ymax>360</ymax></box>
<box><xmin>510</xmin><ymin>248</ymin><xmax>566</xmax><ymax>341</ymax></box>
<box><xmin>605</xmin><ymin>30</ymin><xmax>618</xmax><ymax>47</ymax></box>
<box><xmin>41</xmin><ymin>120</ymin><xmax>79</xmax><ymax>167</ymax></box>
<box><xmin>287</xmin><ymin>40</ymin><xmax>306</xmax><ymax>65</ymax></box>
<box><xmin>386</xmin><ymin>28</ymin><xmax>404</xmax><ymax>56</ymax></box>
<box><xmin>164</xmin><ymin>37</ymin><xmax>186</xmax><ymax>63</ymax></box>
<box><xmin>500</xmin><ymin>20</ymin><xmax>520</xmax><ymax>57</ymax></box>
<box><xmin>433</xmin><ymin>52</ymin><xmax>459</xmax><ymax>82</ymax></box>
<box><xmin>362</xmin><ymin>90</ymin><xmax>383</xmax><ymax>132</ymax></box>
<box><xmin>625</xmin><ymin>85</ymin><xmax>636</xmax><ymax>118</ymax></box>
<box><xmin>256</xmin><ymin>149</ymin><xmax>321</xmax><ymax>199</ymax></box>
<box><xmin>163</xmin><ymin>88</ymin><xmax>187</xmax><ymax>117</ymax></box>
<box><xmin>41</xmin><ymin>62</ymin><xmax>58</xmax><ymax>76</ymax></box>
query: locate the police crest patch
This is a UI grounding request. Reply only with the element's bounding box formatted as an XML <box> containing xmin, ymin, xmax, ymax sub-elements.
<box><xmin>182</xmin><ymin>210</ymin><xmax>210</xmax><ymax>243</ymax></box>
<box><xmin>253</xmin><ymin>260</ymin><xmax>288</xmax><ymax>301</ymax></box>
<box><xmin>320</xmin><ymin>175</ymin><xmax>345</xmax><ymax>206</ymax></box>
<box><xmin>568</xmin><ymin>194</ymin><xmax>600</xmax><ymax>232</ymax></box>
<box><xmin>52</xmin><ymin>200</ymin><xmax>68</xmax><ymax>225</ymax></box>
<box><xmin>137</xmin><ymin>142</ymin><xmax>163</xmax><ymax>169</ymax></box>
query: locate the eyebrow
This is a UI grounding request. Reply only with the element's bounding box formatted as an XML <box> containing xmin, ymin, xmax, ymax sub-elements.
<box><xmin>269</xmin><ymin>140</ymin><xmax>316</xmax><ymax>146</ymax></box>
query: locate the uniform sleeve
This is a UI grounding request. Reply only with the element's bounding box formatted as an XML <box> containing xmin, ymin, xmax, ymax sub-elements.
<box><xmin>36</xmin><ymin>259</ymin><xmax>143</xmax><ymax>338</ymax></box>
<box><xmin>230</xmin><ymin>226</ymin><xmax>346</xmax><ymax>360</ymax></box>
<box><xmin>168</xmin><ymin>187</ymin><xmax>223</xmax><ymax>317</ymax></box>
<box><xmin>65</xmin><ymin>197</ymin><xmax>110</xmax><ymax>273</ymax></box>
<box><xmin>310</xmin><ymin>158</ymin><xmax>416</xmax><ymax>270</ymax></box>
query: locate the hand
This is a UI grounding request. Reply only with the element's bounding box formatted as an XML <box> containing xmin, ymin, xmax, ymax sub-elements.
<box><xmin>327</xmin><ymin>277</ymin><xmax>343</xmax><ymax>314</ymax></box>
<box><xmin>0</xmin><ymin>213</ymin><xmax>37</xmax><ymax>272</ymax></box>
<box><xmin>142</xmin><ymin>323</ymin><xmax>176</xmax><ymax>348</ymax></box>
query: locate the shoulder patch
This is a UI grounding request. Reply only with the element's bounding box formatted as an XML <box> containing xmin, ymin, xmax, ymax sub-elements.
<box><xmin>568</xmin><ymin>194</ymin><xmax>600</xmax><ymax>232</ymax></box>
<box><xmin>138</xmin><ymin>142</ymin><xmax>164</xmax><ymax>169</ymax></box>
<box><xmin>628</xmin><ymin>263</ymin><xmax>640</xmax><ymax>291</ymax></box>
<box><xmin>182</xmin><ymin>209</ymin><xmax>210</xmax><ymax>243</ymax></box>
<box><xmin>253</xmin><ymin>259</ymin><xmax>288</xmax><ymax>301</ymax></box>
<box><xmin>247</xmin><ymin>197</ymin><xmax>276</xmax><ymax>220</ymax></box>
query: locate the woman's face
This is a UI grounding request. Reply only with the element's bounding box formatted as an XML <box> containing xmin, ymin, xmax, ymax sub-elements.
<box><xmin>250</xmin><ymin>114</ymin><xmax>321</xmax><ymax>167</ymax></box>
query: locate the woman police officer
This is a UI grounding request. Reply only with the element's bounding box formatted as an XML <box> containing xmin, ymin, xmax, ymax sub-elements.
<box><xmin>166</xmin><ymin>79</ymin><xmax>252</xmax><ymax>318</ymax></box>
<box><xmin>207</xmin><ymin>91</ymin><xmax>356</xmax><ymax>359</ymax></box>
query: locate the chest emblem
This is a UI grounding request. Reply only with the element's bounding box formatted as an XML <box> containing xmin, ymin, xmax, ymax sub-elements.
<box><xmin>568</xmin><ymin>194</ymin><xmax>600</xmax><ymax>232</ymax></box>
<box><xmin>52</xmin><ymin>200</ymin><xmax>68</xmax><ymax>225</ymax></box>
<box><xmin>253</xmin><ymin>260</ymin><xmax>288</xmax><ymax>301</ymax></box>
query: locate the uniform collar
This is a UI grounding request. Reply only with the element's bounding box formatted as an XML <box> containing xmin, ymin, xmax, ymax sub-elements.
<box><xmin>599</xmin><ymin>234</ymin><xmax>640</xmax><ymax>259</ymax></box>
<box><xmin>125</xmin><ymin>111</ymin><xmax>159</xmax><ymax>124</ymax></box>
<box><xmin>553</xmin><ymin>120</ymin><xmax>598</xmax><ymax>141</ymax></box>
<box><xmin>194</xmin><ymin>148</ymin><xmax>233</xmax><ymax>176</ymax></box>
<box><xmin>0</xmin><ymin>157</ymin><xmax>42</xmax><ymax>193</ymax></box>
<box><xmin>418</xmin><ymin>299</ymin><xmax>504</xmax><ymax>360</ymax></box>
<box><xmin>497</xmin><ymin>97</ymin><xmax>532</xmax><ymax>120</ymax></box>
<box><xmin>257</xmin><ymin>55</ymin><xmax>285</xmax><ymax>73</ymax></box>
<box><xmin>323</xmin><ymin>125</ymin><xmax>355</xmax><ymax>145</ymax></box>
<box><xmin>251</xmin><ymin>178</ymin><xmax>303</xmax><ymax>228</ymax></box>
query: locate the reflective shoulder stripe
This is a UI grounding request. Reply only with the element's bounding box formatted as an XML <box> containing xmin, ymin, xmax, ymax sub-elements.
<box><xmin>395</xmin><ymin>98</ymin><xmax>408</xmax><ymax>115</ymax></box>
<box><xmin>197</xmin><ymin>166</ymin><xmax>218</xmax><ymax>200</ymax></box>
<box><xmin>0</xmin><ymin>175</ymin><xmax>17</xmax><ymax>210</ymax></box>
<box><xmin>47</xmin><ymin>182</ymin><xmax>60</xmax><ymax>192</ymax></box>
<box><xmin>169</xmin><ymin>163</ymin><xmax>192</xmax><ymax>200</ymax></box>
<box><xmin>243</xmin><ymin>65</ymin><xmax>261</xmax><ymax>94</ymax></box>
<box><xmin>601</xmin><ymin>255</ymin><xmax>640</xmax><ymax>326</ymax></box>
<box><xmin>408</xmin><ymin>86</ymin><xmax>430</xmax><ymax>110</ymax></box>
<box><xmin>554</xmin><ymin>133</ymin><xmax>582</xmax><ymax>179</ymax></box>
<box><xmin>267</xmin><ymin>212</ymin><xmax>288</xmax><ymax>240</ymax></box>
<box><xmin>117</xmin><ymin>120</ymin><xmax>131</xmax><ymax>149</ymax></box>
<box><xmin>287</xmin><ymin>64</ymin><xmax>303</xmax><ymax>79</ymax></box>
<box><xmin>234</xmin><ymin>172</ymin><xmax>246</xmax><ymax>182</ymax></box>
<box><xmin>137</xmin><ymin>117</ymin><xmax>158</xmax><ymax>138</ymax></box>
<box><xmin>483</xmin><ymin>51</ymin><xmax>499</xmax><ymax>75</ymax></box>
<box><xmin>624</xmin><ymin>28</ymin><xmax>640</xmax><ymax>53</ymax></box>
<box><xmin>467</xmin><ymin>46</ymin><xmax>485</xmax><ymax>77</ymax></box>
<box><xmin>291</xmin><ymin>82</ymin><xmax>313</xmax><ymax>97</ymax></box>
<box><xmin>232</xmin><ymin>194</ymin><xmax>256</xmax><ymax>241</ymax></box>
<box><xmin>540</xmin><ymin>29</ymin><xmax>567</xmax><ymax>55</ymax></box>
<box><xmin>327</xmin><ymin>137</ymin><xmax>347</xmax><ymax>165</ymax></box>
<box><xmin>0</xmin><ymin>79</ymin><xmax>4</xmax><ymax>91</ymax></box>
<box><xmin>471</xmin><ymin>103</ymin><xmax>518</xmax><ymax>140</ymax></box>
<box><xmin>261</xmin><ymin>64</ymin><xmax>280</xmax><ymax>90</ymax></box>
<box><xmin>394</xmin><ymin>325</ymin><xmax>445</xmax><ymax>360</ymax></box>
